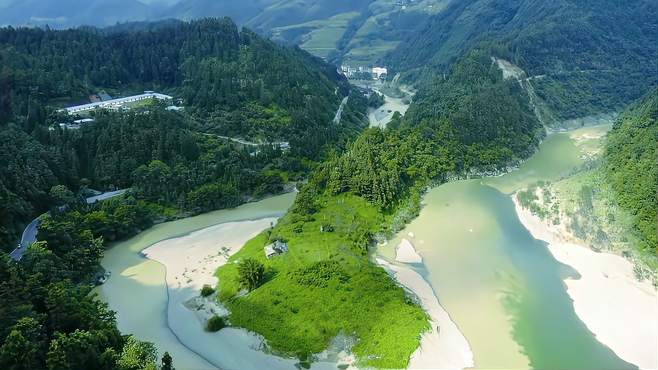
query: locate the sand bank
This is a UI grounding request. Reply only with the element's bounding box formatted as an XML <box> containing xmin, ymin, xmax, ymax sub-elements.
<box><xmin>143</xmin><ymin>218</ymin><xmax>303</xmax><ymax>370</ymax></box>
<box><xmin>367</xmin><ymin>88</ymin><xmax>410</xmax><ymax>128</ymax></box>
<box><xmin>143</xmin><ymin>218</ymin><xmax>358</xmax><ymax>370</ymax></box>
<box><xmin>396</xmin><ymin>238</ymin><xmax>423</xmax><ymax>264</ymax></box>
<box><xmin>513</xmin><ymin>196</ymin><xmax>658</xmax><ymax>369</ymax></box>
<box><xmin>376</xmin><ymin>258</ymin><xmax>474</xmax><ymax>370</ymax></box>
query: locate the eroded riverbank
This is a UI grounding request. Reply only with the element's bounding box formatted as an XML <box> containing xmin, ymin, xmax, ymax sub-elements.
<box><xmin>513</xmin><ymin>195</ymin><xmax>658</xmax><ymax>369</ymax></box>
<box><xmin>378</xmin><ymin>123</ymin><xmax>644</xmax><ymax>369</ymax></box>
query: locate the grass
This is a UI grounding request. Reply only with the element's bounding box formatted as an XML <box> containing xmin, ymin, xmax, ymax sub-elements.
<box><xmin>216</xmin><ymin>193</ymin><xmax>429</xmax><ymax>368</ymax></box>
<box><xmin>343</xmin><ymin>40</ymin><xmax>400</xmax><ymax>66</ymax></box>
<box><xmin>272</xmin><ymin>12</ymin><xmax>359</xmax><ymax>58</ymax></box>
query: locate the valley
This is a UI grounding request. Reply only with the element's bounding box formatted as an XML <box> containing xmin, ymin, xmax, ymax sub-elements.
<box><xmin>0</xmin><ymin>2</ymin><xmax>656</xmax><ymax>370</ymax></box>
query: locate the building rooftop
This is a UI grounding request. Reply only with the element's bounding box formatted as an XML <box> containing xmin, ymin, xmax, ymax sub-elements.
<box><xmin>62</xmin><ymin>92</ymin><xmax>172</xmax><ymax>114</ymax></box>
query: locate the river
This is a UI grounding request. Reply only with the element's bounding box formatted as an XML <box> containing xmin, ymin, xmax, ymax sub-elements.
<box><xmin>95</xmin><ymin>193</ymin><xmax>296</xmax><ymax>369</ymax></box>
<box><xmin>98</xmin><ymin>124</ymin><xmax>637</xmax><ymax>369</ymax></box>
<box><xmin>379</xmin><ymin>124</ymin><xmax>637</xmax><ymax>369</ymax></box>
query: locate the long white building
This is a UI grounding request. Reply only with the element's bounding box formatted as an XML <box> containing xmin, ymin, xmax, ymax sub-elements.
<box><xmin>63</xmin><ymin>91</ymin><xmax>172</xmax><ymax>114</ymax></box>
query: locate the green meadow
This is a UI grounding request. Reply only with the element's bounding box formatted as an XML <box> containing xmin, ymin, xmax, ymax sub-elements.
<box><xmin>216</xmin><ymin>193</ymin><xmax>429</xmax><ymax>368</ymax></box>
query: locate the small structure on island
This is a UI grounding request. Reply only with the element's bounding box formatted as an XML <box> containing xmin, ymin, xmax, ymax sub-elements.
<box><xmin>264</xmin><ymin>240</ymin><xmax>288</xmax><ymax>259</ymax></box>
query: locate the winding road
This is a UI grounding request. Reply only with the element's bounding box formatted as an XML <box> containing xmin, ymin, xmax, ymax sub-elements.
<box><xmin>9</xmin><ymin>189</ymin><xmax>128</xmax><ymax>261</ymax></box>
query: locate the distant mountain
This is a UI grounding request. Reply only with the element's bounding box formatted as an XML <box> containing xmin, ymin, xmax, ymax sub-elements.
<box><xmin>245</xmin><ymin>0</ymin><xmax>372</xmax><ymax>30</ymax></box>
<box><xmin>163</xmin><ymin>0</ymin><xmax>277</xmax><ymax>25</ymax></box>
<box><xmin>0</xmin><ymin>0</ymin><xmax>443</xmax><ymax>66</ymax></box>
<box><xmin>0</xmin><ymin>0</ymin><xmax>157</xmax><ymax>28</ymax></box>
<box><xmin>385</xmin><ymin>0</ymin><xmax>658</xmax><ymax>122</ymax></box>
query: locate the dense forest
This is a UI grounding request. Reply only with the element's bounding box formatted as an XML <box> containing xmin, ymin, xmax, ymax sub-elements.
<box><xmin>399</xmin><ymin>49</ymin><xmax>543</xmax><ymax>168</ymax></box>
<box><xmin>385</xmin><ymin>0</ymin><xmax>658</xmax><ymax>122</ymax></box>
<box><xmin>0</xmin><ymin>17</ymin><xmax>359</xmax><ymax>149</ymax></box>
<box><xmin>1</xmin><ymin>2</ymin><xmax>654</xmax><ymax>368</ymax></box>
<box><xmin>604</xmin><ymin>89</ymin><xmax>658</xmax><ymax>257</ymax></box>
<box><xmin>0</xmin><ymin>18</ymin><xmax>368</xmax><ymax>250</ymax></box>
<box><xmin>0</xmin><ymin>19</ymin><xmax>369</xmax><ymax>369</ymax></box>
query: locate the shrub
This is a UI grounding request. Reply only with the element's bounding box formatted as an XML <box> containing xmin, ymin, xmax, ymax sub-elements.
<box><xmin>206</xmin><ymin>315</ymin><xmax>226</xmax><ymax>332</ymax></box>
<box><xmin>238</xmin><ymin>258</ymin><xmax>265</xmax><ymax>291</ymax></box>
<box><xmin>200</xmin><ymin>285</ymin><xmax>215</xmax><ymax>297</ymax></box>
<box><xmin>290</xmin><ymin>260</ymin><xmax>350</xmax><ymax>288</ymax></box>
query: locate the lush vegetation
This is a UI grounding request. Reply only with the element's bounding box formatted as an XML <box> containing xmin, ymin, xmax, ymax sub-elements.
<box><xmin>237</xmin><ymin>258</ymin><xmax>265</xmax><ymax>291</ymax></box>
<box><xmin>0</xmin><ymin>18</ymin><xmax>363</xmax><ymax>154</ymax></box>
<box><xmin>604</xmin><ymin>89</ymin><xmax>657</xmax><ymax>257</ymax></box>
<box><xmin>400</xmin><ymin>49</ymin><xmax>543</xmax><ymax>168</ymax></box>
<box><xmin>367</xmin><ymin>91</ymin><xmax>385</xmax><ymax>109</ymax></box>
<box><xmin>200</xmin><ymin>285</ymin><xmax>215</xmax><ymax>297</ymax></box>
<box><xmin>386</xmin><ymin>0</ymin><xmax>658</xmax><ymax>122</ymax></box>
<box><xmin>0</xmin><ymin>18</ymin><xmax>367</xmax><ymax>370</ymax></box>
<box><xmin>214</xmin><ymin>47</ymin><xmax>545</xmax><ymax>365</ymax></box>
<box><xmin>217</xmin><ymin>193</ymin><xmax>429</xmax><ymax>368</ymax></box>
<box><xmin>206</xmin><ymin>316</ymin><xmax>226</xmax><ymax>332</ymax></box>
<box><xmin>0</xmin><ymin>18</ymin><xmax>368</xmax><ymax>250</ymax></box>
<box><xmin>0</xmin><ymin>236</ymin><xmax>173</xmax><ymax>370</ymax></box>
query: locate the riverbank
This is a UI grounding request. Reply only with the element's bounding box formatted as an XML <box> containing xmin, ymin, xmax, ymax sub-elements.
<box><xmin>96</xmin><ymin>192</ymin><xmax>297</xmax><ymax>370</ymax></box>
<box><xmin>513</xmin><ymin>194</ymin><xmax>658</xmax><ymax>369</ymax></box>
<box><xmin>142</xmin><ymin>216</ymin><xmax>362</xmax><ymax>370</ymax></box>
<box><xmin>142</xmin><ymin>218</ymin><xmax>305</xmax><ymax>370</ymax></box>
<box><xmin>376</xmin><ymin>258</ymin><xmax>474</xmax><ymax>369</ymax></box>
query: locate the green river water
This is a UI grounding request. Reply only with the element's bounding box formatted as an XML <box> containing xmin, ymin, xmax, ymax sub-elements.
<box><xmin>381</xmin><ymin>124</ymin><xmax>634</xmax><ymax>369</ymax></box>
<box><xmin>99</xmin><ymin>125</ymin><xmax>632</xmax><ymax>369</ymax></box>
<box><xmin>95</xmin><ymin>193</ymin><xmax>296</xmax><ymax>369</ymax></box>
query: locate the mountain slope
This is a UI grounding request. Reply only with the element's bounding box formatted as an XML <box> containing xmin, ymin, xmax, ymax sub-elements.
<box><xmin>386</xmin><ymin>0</ymin><xmax>658</xmax><ymax>122</ymax></box>
<box><xmin>0</xmin><ymin>0</ymin><xmax>156</xmax><ymax>27</ymax></box>
<box><xmin>604</xmin><ymin>89</ymin><xmax>658</xmax><ymax>257</ymax></box>
<box><xmin>0</xmin><ymin>18</ymin><xmax>367</xmax><ymax>250</ymax></box>
<box><xmin>163</xmin><ymin>0</ymin><xmax>277</xmax><ymax>25</ymax></box>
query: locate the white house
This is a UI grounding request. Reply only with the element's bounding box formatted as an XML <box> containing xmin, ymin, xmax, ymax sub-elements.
<box><xmin>264</xmin><ymin>240</ymin><xmax>289</xmax><ymax>258</ymax></box>
<box><xmin>62</xmin><ymin>91</ymin><xmax>173</xmax><ymax>115</ymax></box>
<box><xmin>372</xmin><ymin>67</ymin><xmax>388</xmax><ymax>80</ymax></box>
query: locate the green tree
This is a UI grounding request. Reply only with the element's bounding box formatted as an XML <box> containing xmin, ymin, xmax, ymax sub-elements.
<box><xmin>0</xmin><ymin>330</ymin><xmax>39</xmax><ymax>370</ymax></box>
<box><xmin>49</xmin><ymin>185</ymin><xmax>77</xmax><ymax>209</ymax></box>
<box><xmin>161</xmin><ymin>351</ymin><xmax>174</xmax><ymax>370</ymax></box>
<box><xmin>237</xmin><ymin>258</ymin><xmax>265</xmax><ymax>291</ymax></box>
<box><xmin>46</xmin><ymin>330</ymin><xmax>106</xmax><ymax>370</ymax></box>
<box><xmin>118</xmin><ymin>336</ymin><xmax>158</xmax><ymax>370</ymax></box>
<box><xmin>206</xmin><ymin>315</ymin><xmax>225</xmax><ymax>332</ymax></box>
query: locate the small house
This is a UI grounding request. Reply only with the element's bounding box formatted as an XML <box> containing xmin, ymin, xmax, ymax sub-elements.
<box><xmin>264</xmin><ymin>240</ymin><xmax>289</xmax><ymax>258</ymax></box>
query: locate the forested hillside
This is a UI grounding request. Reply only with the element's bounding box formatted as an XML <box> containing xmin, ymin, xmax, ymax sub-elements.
<box><xmin>214</xmin><ymin>39</ymin><xmax>547</xmax><ymax>369</ymax></box>
<box><xmin>400</xmin><ymin>49</ymin><xmax>543</xmax><ymax>168</ymax></box>
<box><xmin>0</xmin><ymin>18</ymin><xmax>357</xmax><ymax>148</ymax></box>
<box><xmin>386</xmin><ymin>0</ymin><xmax>658</xmax><ymax>122</ymax></box>
<box><xmin>604</xmin><ymin>89</ymin><xmax>658</xmax><ymax>257</ymax></box>
<box><xmin>0</xmin><ymin>17</ymin><xmax>368</xmax><ymax>370</ymax></box>
<box><xmin>0</xmin><ymin>18</ymin><xmax>368</xmax><ymax>251</ymax></box>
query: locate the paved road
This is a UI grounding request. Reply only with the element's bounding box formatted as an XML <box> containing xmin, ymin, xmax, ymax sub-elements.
<box><xmin>202</xmin><ymin>133</ymin><xmax>289</xmax><ymax>150</ymax></box>
<box><xmin>9</xmin><ymin>218</ymin><xmax>39</xmax><ymax>261</ymax></box>
<box><xmin>9</xmin><ymin>189</ymin><xmax>129</xmax><ymax>261</ymax></box>
<box><xmin>333</xmin><ymin>96</ymin><xmax>349</xmax><ymax>124</ymax></box>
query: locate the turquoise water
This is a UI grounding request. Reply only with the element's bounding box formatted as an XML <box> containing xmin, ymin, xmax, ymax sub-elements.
<box><xmin>95</xmin><ymin>193</ymin><xmax>296</xmax><ymax>370</ymax></box>
<box><xmin>384</xmin><ymin>126</ymin><xmax>634</xmax><ymax>369</ymax></box>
